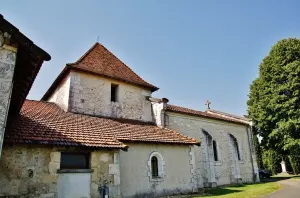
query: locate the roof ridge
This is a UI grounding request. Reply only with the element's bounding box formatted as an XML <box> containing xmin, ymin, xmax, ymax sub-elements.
<box><xmin>206</xmin><ymin>109</ymin><xmax>249</xmax><ymax>120</ymax></box>
<box><xmin>74</xmin><ymin>42</ymin><xmax>99</xmax><ymax>64</ymax></box>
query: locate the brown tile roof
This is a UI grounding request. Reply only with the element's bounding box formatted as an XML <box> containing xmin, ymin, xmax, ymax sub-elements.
<box><xmin>5</xmin><ymin>100</ymin><xmax>199</xmax><ymax>149</ymax></box>
<box><xmin>166</xmin><ymin>104</ymin><xmax>250</xmax><ymax>125</ymax></box>
<box><xmin>42</xmin><ymin>43</ymin><xmax>158</xmax><ymax>100</ymax></box>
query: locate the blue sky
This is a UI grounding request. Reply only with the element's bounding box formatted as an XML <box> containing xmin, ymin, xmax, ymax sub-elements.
<box><xmin>2</xmin><ymin>1</ymin><xmax>300</xmax><ymax>116</ymax></box>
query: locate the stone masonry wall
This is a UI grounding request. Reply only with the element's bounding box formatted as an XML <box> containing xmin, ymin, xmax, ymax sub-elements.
<box><xmin>119</xmin><ymin>143</ymin><xmax>197</xmax><ymax>197</ymax></box>
<box><xmin>0</xmin><ymin>41</ymin><xmax>17</xmax><ymax>157</ymax></box>
<box><xmin>0</xmin><ymin>144</ymin><xmax>58</xmax><ymax>197</ymax></box>
<box><xmin>91</xmin><ymin>151</ymin><xmax>121</xmax><ymax>197</ymax></box>
<box><xmin>68</xmin><ymin>71</ymin><xmax>153</xmax><ymax>122</ymax></box>
<box><xmin>47</xmin><ymin>74</ymin><xmax>71</xmax><ymax>112</ymax></box>
<box><xmin>167</xmin><ymin>112</ymin><xmax>256</xmax><ymax>187</ymax></box>
<box><xmin>0</xmin><ymin>144</ymin><xmax>120</xmax><ymax>198</ymax></box>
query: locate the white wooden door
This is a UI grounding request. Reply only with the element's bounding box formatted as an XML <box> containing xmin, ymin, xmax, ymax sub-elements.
<box><xmin>57</xmin><ymin>173</ymin><xmax>91</xmax><ymax>198</ymax></box>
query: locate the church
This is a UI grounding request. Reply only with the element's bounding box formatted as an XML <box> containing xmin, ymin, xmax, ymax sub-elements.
<box><xmin>0</xmin><ymin>15</ymin><xmax>259</xmax><ymax>198</ymax></box>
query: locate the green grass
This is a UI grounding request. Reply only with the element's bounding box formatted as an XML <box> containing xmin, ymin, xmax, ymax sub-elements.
<box><xmin>292</xmin><ymin>175</ymin><xmax>300</xmax><ymax>179</ymax></box>
<box><xmin>194</xmin><ymin>182</ymin><xmax>281</xmax><ymax>198</ymax></box>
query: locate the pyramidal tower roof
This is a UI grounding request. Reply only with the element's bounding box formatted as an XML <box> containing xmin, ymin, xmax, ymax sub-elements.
<box><xmin>71</xmin><ymin>43</ymin><xmax>158</xmax><ymax>91</ymax></box>
<box><xmin>42</xmin><ymin>43</ymin><xmax>158</xmax><ymax>100</ymax></box>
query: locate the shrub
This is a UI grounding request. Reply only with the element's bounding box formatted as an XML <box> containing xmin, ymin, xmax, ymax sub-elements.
<box><xmin>262</xmin><ymin>149</ymin><xmax>281</xmax><ymax>175</ymax></box>
<box><xmin>288</xmin><ymin>147</ymin><xmax>300</xmax><ymax>174</ymax></box>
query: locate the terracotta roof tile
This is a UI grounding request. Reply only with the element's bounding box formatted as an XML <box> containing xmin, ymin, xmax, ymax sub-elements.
<box><xmin>166</xmin><ymin>104</ymin><xmax>250</xmax><ymax>125</ymax></box>
<box><xmin>5</xmin><ymin>100</ymin><xmax>199</xmax><ymax>148</ymax></box>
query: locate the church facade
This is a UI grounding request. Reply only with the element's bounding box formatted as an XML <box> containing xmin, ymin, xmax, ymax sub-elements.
<box><xmin>0</xmin><ymin>42</ymin><xmax>259</xmax><ymax>198</ymax></box>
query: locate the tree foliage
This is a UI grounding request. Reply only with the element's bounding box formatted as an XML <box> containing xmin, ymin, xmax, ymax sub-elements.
<box><xmin>262</xmin><ymin>149</ymin><xmax>281</xmax><ymax>175</ymax></box>
<box><xmin>288</xmin><ymin>148</ymin><xmax>300</xmax><ymax>174</ymax></box>
<box><xmin>248</xmin><ymin>38</ymin><xmax>300</xmax><ymax>152</ymax></box>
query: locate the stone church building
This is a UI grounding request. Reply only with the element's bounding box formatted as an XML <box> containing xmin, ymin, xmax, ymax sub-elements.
<box><xmin>0</xmin><ymin>17</ymin><xmax>259</xmax><ymax>198</ymax></box>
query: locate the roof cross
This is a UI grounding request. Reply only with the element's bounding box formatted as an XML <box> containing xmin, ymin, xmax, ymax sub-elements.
<box><xmin>205</xmin><ymin>100</ymin><xmax>211</xmax><ymax>109</ymax></box>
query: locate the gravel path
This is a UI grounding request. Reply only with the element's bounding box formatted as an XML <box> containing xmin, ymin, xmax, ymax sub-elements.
<box><xmin>263</xmin><ymin>179</ymin><xmax>300</xmax><ymax>198</ymax></box>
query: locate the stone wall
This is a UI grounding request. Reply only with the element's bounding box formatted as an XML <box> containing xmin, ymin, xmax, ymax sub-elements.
<box><xmin>166</xmin><ymin>112</ymin><xmax>258</xmax><ymax>187</ymax></box>
<box><xmin>0</xmin><ymin>40</ymin><xmax>17</xmax><ymax>156</ymax></box>
<box><xmin>91</xmin><ymin>151</ymin><xmax>121</xmax><ymax>197</ymax></box>
<box><xmin>68</xmin><ymin>71</ymin><xmax>153</xmax><ymax>122</ymax></box>
<box><xmin>0</xmin><ymin>144</ymin><xmax>120</xmax><ymax>198</ymax></box>
<box><xmin>119</xmin><ymin>143</ymin><xmax>197</xmax><ymax>197</ymax></box>
<box><xmin>0</xmin><ymin>145</ymin><xmax>58</xmax><ymax>197</ymax></box>
<box><xmin>48</xmin><ymin>74</ymin><xmax>71</xmax><ymax>111</ymax></box>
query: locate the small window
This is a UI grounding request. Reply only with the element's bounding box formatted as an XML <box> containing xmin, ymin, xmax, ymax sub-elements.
<box><xmin>111</xmin><ymin>84</ymin><xmax>118</xmax><ymax>102</ymax></box>
<box><xmin>213</xmin><ymin>140</ymin><xmax>218</xmax><ymax>161</ymax></box>
<box><xmin>151</xmin><ymin>156</ymin><xmax>159</xmax><ymax>177</ymax></box>
<box><xmin>60</xmin><ymin>153</ymin><xmax>90</xmax><ymax>169</ymax></box>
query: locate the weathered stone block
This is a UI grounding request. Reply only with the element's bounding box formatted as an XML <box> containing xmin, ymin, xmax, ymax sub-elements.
<box><xmin>50</xmin><ymin>152</ymin><xmax>60</xmax><ymax>163</ymax></box>
<box><xmin>109</xmin><ymin>164</ymin><xmax>119</xmax><ymax>175</ymax></box>
<box><xmin>100</xmin><ymin>153</ymin><xmax>109</xmax><ymax>162</ymax></box>
<box><xmin>48</xmin><ymin>162</ymin><xmax>59</xmax><ymax>175</ymax></box>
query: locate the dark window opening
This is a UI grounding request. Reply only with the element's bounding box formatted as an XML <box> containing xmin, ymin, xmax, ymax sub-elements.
<box><xmin>230</xmin><ymin>135</ymin><xmax>241</xmax><ymax>161</ymax></box>
<box><xmin>213</xmin><ymin>140</ymin><xmax>218</xmax><ymax>161</ymax></box>
<box><xmin>111</xmin><ymin>84</ymin><xmax>118</xmax><ymax>102</ymax></box>
<box><xmin>234</xmin><ymin>140</ymin><xmax>241</xmax><ymax>160</ymax></box>
<box><xmin>60</xmin><ymin>153</ymin><xmax>90</xmax><ymax>169</ymax></box>
<box><xmin>151</xmin><ymin>156</ymin><xmax>159</xmax><ymax>177</ymax></box>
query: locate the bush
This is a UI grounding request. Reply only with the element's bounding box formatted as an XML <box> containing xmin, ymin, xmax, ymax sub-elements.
<box><xmin>288</xmin><ymin>147</ymin><xmax>300</xmax><ymax>174</ymax></box>
<box><xmin>262</xmin><ymin>149</ymin><xmax>281</xmax><ymax>175</ymax></box>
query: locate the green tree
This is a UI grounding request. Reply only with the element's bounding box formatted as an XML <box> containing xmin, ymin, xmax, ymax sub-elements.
<box><xmin>248</xmin><ymin>38</ymin><xmax>300</xmax><ymax>152</ymax></box>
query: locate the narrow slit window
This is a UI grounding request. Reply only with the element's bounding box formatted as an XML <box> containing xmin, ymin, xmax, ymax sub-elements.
<box><xmin>151</xmin><ymin>156</ymin><xmax>159</xmax><ymax>177</ymax></box>
<box><xmin>234</xmin><ymin>139</ymin><xmax>241</xmax><ymax>160</ymax></box>
<box><xmin>213</xmin><ymin>140</ymin><xmax>218</xmax><ymax>161</ymax></box>
<box><xmin>111</xmin><ymin>84</ymin><xmax>118</xmax><ymax>102</ymax></box>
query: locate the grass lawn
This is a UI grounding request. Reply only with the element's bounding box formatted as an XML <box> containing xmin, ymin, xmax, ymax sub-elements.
<box><xmin>292</xmin><ymin>175</ymin><xmax>300</xmax><ymax>180</ymax></box>
<box><xmin>194</xmin><ymin>182</ymin><xmax>281</xmax><ymax>198</ymax></box>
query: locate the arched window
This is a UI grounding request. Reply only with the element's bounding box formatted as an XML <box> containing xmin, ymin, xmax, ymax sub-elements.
<box><xmin>213</xmin><ymin>140</ymin><xmax>218</xmax><ymax>161</ymax></box>
<box><xmin>230</xmin><ymin>134</ymin><xmax>241</xmax><ymax>161</ymax></box>
<box><xmin>148</xmin><ymin>152</ymin><xmax>165</xmax><ymax>181</ymax></box>
<box><xmin>151</xmin><ymin>156</ymin><xmax>159</xmax><ymax>177</ymax></box>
